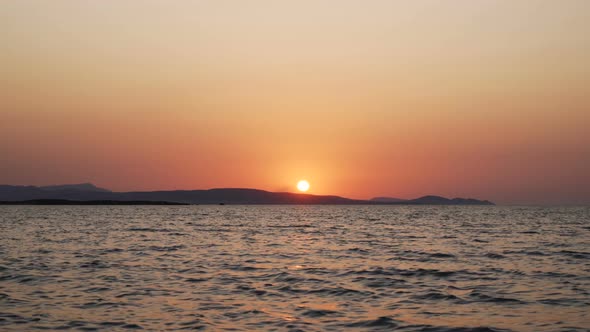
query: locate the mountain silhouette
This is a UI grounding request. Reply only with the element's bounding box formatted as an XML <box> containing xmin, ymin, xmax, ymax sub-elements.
<box><xmin>0</xmin><ymin>184</ymin><xmax>494</xmax><ymax>205</ymax></box>
<box><xmin>38</xmin><ymin>183</ymin><xmax>111</xmax><ymax>192</ymax></box>
<box><xmin>371</xmin><ymin>197</ymin><xmax>407</xmax><ymax>203</ymax></box>
<box><xmin>407</xmin><ymin>195</ymin><xmax>494</xmax><ymax>205</ymax></box>
<box><xmin>0</xmin><ymin>199</ymin><xmax>186</xmax><ymax>205</ymax></box>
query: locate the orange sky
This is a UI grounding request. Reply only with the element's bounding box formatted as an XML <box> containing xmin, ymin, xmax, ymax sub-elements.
<box><xmin>1</xmin><ymin>1</ymin><xmax>589</xmax><ymax>204</ymax></box>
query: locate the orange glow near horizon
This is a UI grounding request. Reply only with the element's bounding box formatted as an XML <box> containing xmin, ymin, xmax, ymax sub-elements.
<box><xmin>1</xmin><ymin>1</ymin><xmax>589</xmax><ymax>204</ymax></box>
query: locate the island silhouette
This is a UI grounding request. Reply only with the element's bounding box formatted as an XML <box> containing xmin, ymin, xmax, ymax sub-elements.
<box><xmin>0</xmin><ymin>183</ymin><xmax>494</xmax><ymax>205</ymax></box>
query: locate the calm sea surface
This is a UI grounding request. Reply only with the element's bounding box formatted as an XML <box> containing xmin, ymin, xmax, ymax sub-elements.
<box><xmin>0</xmin><ymin>206</ymin><xmax>588</xmax><ymax>331</ymax></box>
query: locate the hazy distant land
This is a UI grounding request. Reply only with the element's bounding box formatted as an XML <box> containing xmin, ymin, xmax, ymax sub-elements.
<box><xmin>0</xmin><ymin>199</ymin><xmax>189</xmax><ymax>205</ymax></box>
<box><xmin>0</xmin><ymin>184</ymin><xmax>494</xmax><ymax>205</ymax></box>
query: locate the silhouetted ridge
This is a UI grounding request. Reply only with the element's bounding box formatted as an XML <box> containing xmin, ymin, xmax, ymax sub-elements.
<box><xmin>0</xmin><ymin>184</ymin><xmax>494</xmax><ymax>205</ymax></box>
<box><xmin>371</xmin><ymin>197</ymin><xmax>407</xmax><ymax>203</ymax></box>
<box><xmin>0</xmin><ymin>199</ymin><xmax>187</xmax><ymax>205</ymax></box>
<box><xmin>409</xmin><ymin>195</ymin><xmax>494</xmax><ymax>205</ymax></box>
<box><xmin>39</xmin><ymin>183</ymin><xmax>111</xmax><ymax>192</ymax></box>
<box><xmin>119</xmin><ymin>188</ymin><xmax>365</xmax><ymax>205</ymax></box>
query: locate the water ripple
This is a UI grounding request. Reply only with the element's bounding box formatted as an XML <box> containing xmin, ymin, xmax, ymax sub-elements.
<box><xmin>0</xmin><ymin>205</ymin><xmax>588</xmax><ymax>331</ymax></box>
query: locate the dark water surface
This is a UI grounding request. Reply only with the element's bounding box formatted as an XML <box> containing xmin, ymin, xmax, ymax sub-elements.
<box><xmin>0</xmin><ymin>206</ymin><xmax>588</xmax><ymax>331</ymax></box>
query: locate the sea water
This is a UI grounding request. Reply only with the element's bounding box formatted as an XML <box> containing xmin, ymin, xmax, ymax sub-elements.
<box><xmin>0</xmin><ymin>205</ymin><xmax>588</xmax><ymax>331</ymax></box>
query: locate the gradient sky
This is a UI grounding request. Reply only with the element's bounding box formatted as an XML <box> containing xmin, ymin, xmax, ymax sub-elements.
<box><xmin>1</xmin><ymin>0</ymin><xmax>589</xmax><ymax>204</ymax></box>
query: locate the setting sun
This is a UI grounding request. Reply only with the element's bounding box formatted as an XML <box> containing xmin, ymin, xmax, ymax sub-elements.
<box><xmin>297</xmin><ymin>180</ymin><xmax>310</xmax><ymax>192</ymax></box>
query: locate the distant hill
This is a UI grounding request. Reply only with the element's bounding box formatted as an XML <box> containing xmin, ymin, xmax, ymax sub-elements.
<box><xmin>371</xmin><ymin>195</ymin><xmax>492</xmax><ymax>205</ymax></box>
<box><xmin>0</xmin><ymin>184</ymin><xmax>494</xmax><ymax>205</ymax></box>
<box><xmin>0</xmin><ymin>199</ymin><xmax>186</xmax><ymax>205</ymax></box>
<box><xmin>111</xmin><ymin>189</ymin><xmax>366</xmax><ymax>205</ymax></box>
<box><xmin>38</xmin><ymin>183</ymin><xmax>111</xmax><ymax>192</ymax></box>
<box><xmin>405</xmin><ymin>195</ymin><xmax>494</xmax><ymax>205</ymax></box>
<box><xmin>0</xmin><ymin>183</ymin><xmax>112</xmax><ymax>201</ymax></box>
<box><xmin>371</xmin><ymin>197</ymin><xmax>407</xmax><ymax>203</ymax></box>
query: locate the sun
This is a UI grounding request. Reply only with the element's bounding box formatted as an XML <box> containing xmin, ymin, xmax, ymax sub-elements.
<box><xmin>297</xmin><ymin>180</ymin><xmax>310</xmax><ymax>192</ymax></box>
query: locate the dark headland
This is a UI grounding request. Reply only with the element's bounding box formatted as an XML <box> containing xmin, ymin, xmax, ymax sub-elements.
<box><xmin>0</xmin><ymin>184</ymin><xmax>494</xmax><ymax>205</ymax></box>
<box><xmin>0</xmin><ymin>199</ymin><xmax>189</xmax><ymax>205</ymax></box>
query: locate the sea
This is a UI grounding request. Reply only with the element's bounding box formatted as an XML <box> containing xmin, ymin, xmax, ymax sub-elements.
<box><xmin>0</xmin><ymin>205</ymin><xmax>588</xmax><ymax>331</ymax></box>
